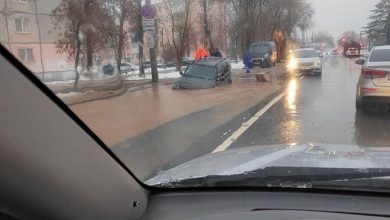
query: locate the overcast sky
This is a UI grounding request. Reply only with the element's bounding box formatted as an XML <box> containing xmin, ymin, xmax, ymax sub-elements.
<box><xmin>308</xmin><ymin>0</ymin><xmax>378</xmax><ymax>39</ymax></box>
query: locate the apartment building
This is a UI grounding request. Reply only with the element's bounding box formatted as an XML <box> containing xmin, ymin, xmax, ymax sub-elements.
<box><xmin>0</xmin><ymin>0</ymin><xmax>74</xmax><ymax>78</ymax></box>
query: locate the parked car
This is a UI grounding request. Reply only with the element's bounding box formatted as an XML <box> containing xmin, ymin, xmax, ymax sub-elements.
<box><xmin>166</xmin><ymin>61</ymin><xmax>176</xmax><ymax>67</ymax></box>
<box><xmin>332</xmin><ymin>49</ymin><xmax>339</xmax><ymax>55</ymax></box>
<box><xmin>119</xmin><ymin>63</ymin><xmax>135</xmax><ymax>73</ymax></box>
<box><xmin>249</xmin><ymin>41</ymin><xmax>277</xmax><ymax>68</ymax></box>
<box><xmin>355</xmin><ymin>45</ymin><xmax>390</xmax><ymax>111</ymax></box>
<box><xmin>346</xmin><ymin>47</ymin><xmax>360</xmax><ymax>57</ymax></box>
<box><xmin>102</xmin><ymin>64</ymin><xmax>115</xmax><ymax>75</ymax></box>
<box><xmin>143</xmin><ymin>61</ymin><xmax>151</xmax><ymax>69</ymax></box>
<box><xmin>287</xmin><ymin>48</ymin><xmax>322</xmax><ymax>76</ymax></box>
<box><xmin>157</xmin><ymin>61</ymin><xmax>167</xmax><ymax>69</ymax></box>
<box><xmin>172</xmin><ymin>57</ymin><xmax>232</xmax><ymax>90</ymax></box>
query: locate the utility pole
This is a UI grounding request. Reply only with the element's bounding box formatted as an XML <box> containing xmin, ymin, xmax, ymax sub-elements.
<box><xmin>143</xmin><ymin>0</ymin><xmax>158</xmax><ymax>82</ymax></box>
<box><xmin>136</xmin><ymin>0</ymin><xmax>145</xmax><ymax>77</ymax></box>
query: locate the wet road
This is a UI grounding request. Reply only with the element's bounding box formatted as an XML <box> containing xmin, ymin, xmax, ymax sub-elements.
<box><xmin>100</xmin><ymin>55</ymin><xmax>390</xmax><ymax>180</ymax></box>
<box><xmin>230</xmin><ymin>55</ymin><xmax>390</xmax><ymax>149</ymax></box>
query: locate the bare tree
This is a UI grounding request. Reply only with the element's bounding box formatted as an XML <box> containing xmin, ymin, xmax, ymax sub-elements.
<box><xmin>162</xmin><ymin>0</ymin><xmax>194</xmax><ymax>72</ymax></box>
<box><xmin>226</xmin><ymin>0</ymin><xmax>314</xmax><ymax>57</ymax></box>
<box><xmin>52</xmin><ymin>0</ymin><xmax>113</xmax><ymax>75</ymax></box>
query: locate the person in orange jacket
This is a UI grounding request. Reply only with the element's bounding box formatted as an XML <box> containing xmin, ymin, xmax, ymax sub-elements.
<box><xmin>194</xmin><ymin>47</ymin><xmax>204</xmax><ymax>61</ymax></box>
<box><xmin>203</xmin><ymin>48</ymin><xmax>210</xmax><ymax>58</ymax></box>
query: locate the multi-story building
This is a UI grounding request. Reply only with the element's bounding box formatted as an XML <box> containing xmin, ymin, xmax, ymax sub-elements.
<box><xmin>0</xmin><ymin>0</ymin><xmax>74</xmax><ymax>79</ymax></box>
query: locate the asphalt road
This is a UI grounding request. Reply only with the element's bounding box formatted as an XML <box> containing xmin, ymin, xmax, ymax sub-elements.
<box><xmin>230</xmin><ymin>55</ymin><xmax>390</xmax><ymax>149</ymax></box>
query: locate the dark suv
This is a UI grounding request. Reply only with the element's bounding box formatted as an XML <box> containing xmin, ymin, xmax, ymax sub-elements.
<box><xmin>173</xmin><ymin>57</ymin><xmax>232</xmax><ymax>90</ymax></box>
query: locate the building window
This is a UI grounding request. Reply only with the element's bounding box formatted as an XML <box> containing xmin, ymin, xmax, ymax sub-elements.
<box><xmin>18</xmin><ymin>48</ymin><xmax>34</xmax><ymax>62</ymax></box>
<box><xmin>14</xmin><ymin>0</ymin><xmax>29</xmax><ymax>3</ymax></box>
<box><xmin>15</xmin><ymin>17</ymin><xmax>32</xmax><ymax>33</ymax></box>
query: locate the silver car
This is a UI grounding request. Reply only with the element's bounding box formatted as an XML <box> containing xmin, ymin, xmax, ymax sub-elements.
<box><xmin>287</xmin><ymin>48</ymin><xmax>322</xmax><ymax>76</ymax></box>
<box><xmin>355</xmin><ymin>45</ymin><xmax>390</xmax><ymax>110</ymax></box>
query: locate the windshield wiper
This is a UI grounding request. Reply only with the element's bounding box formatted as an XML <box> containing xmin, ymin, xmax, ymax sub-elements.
<box><xmin>152</xmin><ymin>167</ymin><xmax>390</xmax><ymax>189</ymax></box>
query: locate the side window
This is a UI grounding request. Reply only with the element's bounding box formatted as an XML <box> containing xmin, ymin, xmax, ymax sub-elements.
<box><xmin>15</xmin><ymin>17</ymin><xmax>32</xmax><ymax>33</ymax></box>
<box><xmin>18</xmin><ymin>48</ymin><xmax>34</xmax><ymax>62</ymax></box>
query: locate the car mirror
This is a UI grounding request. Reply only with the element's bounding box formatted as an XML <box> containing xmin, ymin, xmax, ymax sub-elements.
<box><xmin>356</xmin><ymin>59</ymin><xmax>365</xmax><ymax>65</ymax></box>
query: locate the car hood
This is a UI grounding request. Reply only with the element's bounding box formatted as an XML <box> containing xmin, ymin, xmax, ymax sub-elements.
<box><xmin>296</xmin><ymin>57</ymin><xmax>320</xmax><ymax>63</ymax></box>
<box><xmin>147</xmin><ymin>143</ymin><xmax>390</xmax><ymax>185</ymax></box>
<box><xmin>175</xmin><ymin>75</ymin><xmax>216</xmax><ymax>90</ymax></box>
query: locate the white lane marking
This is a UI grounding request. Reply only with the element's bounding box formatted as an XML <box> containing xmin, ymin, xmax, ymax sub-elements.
<box><xmin>212</xmin><ymin>93</ymin><xmax>285</xmax><ymax>153</ymax></box>
<box><xmin>222</xmin><ymin>145</ymin><xmax>307</xmax><ymax>175</ymax></box>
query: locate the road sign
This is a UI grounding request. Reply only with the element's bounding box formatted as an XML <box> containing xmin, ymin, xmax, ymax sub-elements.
<box><xmin>142</xmin><ymin>4</ymin><xmax>156</xmax><ymax>19</ymax></box>
<box><xmin>142</xmin><ymin>18</ymin><xmax>155</xmax><ymax>27</ymax></box>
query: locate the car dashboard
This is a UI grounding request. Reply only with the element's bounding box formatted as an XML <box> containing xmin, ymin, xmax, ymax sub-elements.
<box><xmin>142</xmin><ymin>190</ymin><xmax>390</xmax><ymax>220</ymax></box>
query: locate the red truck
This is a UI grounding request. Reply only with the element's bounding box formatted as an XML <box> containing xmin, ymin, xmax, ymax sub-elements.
<box><xmin>343</xmin><ymin>40</ymin><xmax>361</xmax><ymax>57</ymax></box>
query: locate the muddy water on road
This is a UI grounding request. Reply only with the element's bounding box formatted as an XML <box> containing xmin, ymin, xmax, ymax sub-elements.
<box><xmin>71</xmin><ymin>67</ymin><xmax>283</xmax><ymax>147</ymax></box>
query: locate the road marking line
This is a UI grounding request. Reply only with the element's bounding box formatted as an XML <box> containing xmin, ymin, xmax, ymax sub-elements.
<box><xmin>212</xmin><ymin>93</ymin><xmax>285</xmax><ymax>153</ymax></box>
<box><xmin>222</xmin><ymin>145</ymin><xmax>307</xmax><ymax>175</ymax></box>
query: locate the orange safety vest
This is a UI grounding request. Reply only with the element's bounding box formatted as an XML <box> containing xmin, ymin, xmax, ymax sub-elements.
<box><xmin>194</xmin><ymin>48</ymin><xmax>204</xmax><ymax>61</ymax></box>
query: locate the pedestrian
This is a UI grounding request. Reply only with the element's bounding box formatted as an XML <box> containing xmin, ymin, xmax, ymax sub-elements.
<box><xmin>194</xmin><ymin>47</ymin><xmax>204</xmax><ymax>61</ymax></box>
<box><xmin>213</xmin><ymin>48</ymin><xmax>222</xmax><ymax>57</ymax></box>
<box><xmin>243</xmin><ymin>50</ymin><xmax>252</xmax><ymax>73</ymax></box>
<box><xmin>203</xmin><ymin>47</ymin><xmax>210</xmax><ymax>58</ymax></box>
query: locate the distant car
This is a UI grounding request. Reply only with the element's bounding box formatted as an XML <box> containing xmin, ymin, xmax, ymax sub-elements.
<box><xmin>119</xmin><ymin>63</ymin><xmax>135</xmax><ymax>73</ymax></box>
<box><xmin>332</xmin><ymin>49</ymin><xmax>339</xmax><ymax>55</ymax></box>
<box><xmin>143</xmin><ymin>61</ymin><xmax>151</xmax><ymax>69</ymax></box>
<box><xmin>172</xmin><ymin>57</ymin><xmax>232</xmax><ymax>90</ymax></box>
<box><xmin>288</xmin><ymin>48</ymin><xmax>322</xmax><ymax>76</ymax></box>
<box><xmin>157</xmin><ymin>61</ymin><xmax>167</xmax><ymax>69</ymax></box>
<box><xmin>249</xmin><ymin>41</ymin><xmax>277</xmax><ymax>68</ymax></box>
<box><xmin>102</xmin><ymin>64</ymin><xmax>115</xmax><ymax>75</ymax></box>
<box><xmin>166</xmin><ymin>61</ymin><xmax>176</xmax><ymax>67</ymax></box>
<box><xmin>355</xmin><ymin>45</ymin><xmax>390</xmax><ymax>111</ymax></box>
<box><xmin>346</xmin><ymin>47</ymin><xmax>360</xmax><ymax>57</ymax></box>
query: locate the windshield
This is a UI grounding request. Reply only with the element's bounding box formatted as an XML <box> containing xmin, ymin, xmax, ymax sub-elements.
<box><xmin>250</xmin><ymin>45</ymin><xmax>269</xmax><ymax>54</ymax></box>
<box><xmin>294</xmin><ymin>50</ymin><xmax>318</xmax><ymax>58</ymax></box>
<box><xmin>3</xmin><ymin>0</ymin><xmax>390</xmax><ymax>192</ymax></box>
<box><xmin>183</xmin><ymin>64</ymin><xmax>216</xmax><ymax>79</ymax></box>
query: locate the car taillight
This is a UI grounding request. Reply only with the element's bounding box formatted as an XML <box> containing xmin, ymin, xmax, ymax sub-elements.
<box><xmin>361</xmin><ymin>68</ymin><xmax>388</xmax><ymax>79</ymax></box>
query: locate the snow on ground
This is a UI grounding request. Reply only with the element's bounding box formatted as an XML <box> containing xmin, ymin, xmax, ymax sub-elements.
<box><xmin>230</xmin><ymin>61</ymin><xmax>244</xmax><ymax>70</ymax></box>
<box><xmin>126</xmin><ymin>70</ymin><xmax>181</xmax><ymax>81</ymax></box>
<box><xmin>56</xmin><ymin>92</ymin><xmax>83</xmax><ymax>98</ymax></box>
<box><xmin>45</xmin><ymin>80</ymin><xmax>76</xmax><ymax>85</ymax></box>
